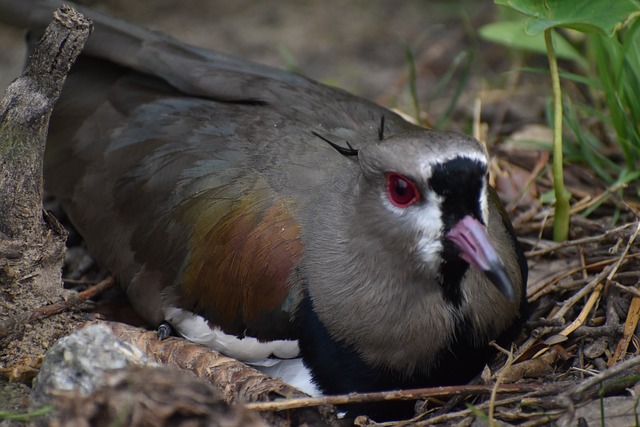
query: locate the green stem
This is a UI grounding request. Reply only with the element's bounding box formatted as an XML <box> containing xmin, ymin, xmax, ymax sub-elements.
<box><xmin>545</xmin><ymin>29</ymin><xmax>570</xmax><ymax>242</ymax></box>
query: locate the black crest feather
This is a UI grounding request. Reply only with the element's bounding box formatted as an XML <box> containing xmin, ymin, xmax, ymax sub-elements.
<box><xmin>312</xmin><ymin>131</ymin><xmax>358</xmax><ymax>156</ymax></box>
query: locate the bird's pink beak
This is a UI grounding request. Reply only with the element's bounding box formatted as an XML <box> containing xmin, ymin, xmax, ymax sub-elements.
<box><xmin>447</xmin><ymin>215</ymin><xmax>515</xmax><ymax>301</ymax></box>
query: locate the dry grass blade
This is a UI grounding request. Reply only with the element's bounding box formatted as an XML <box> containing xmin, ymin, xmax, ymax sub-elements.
<box><xmin>608</xmin><ymin>294</ymin><xmax>640</xmax><ymax>366</ymax></box>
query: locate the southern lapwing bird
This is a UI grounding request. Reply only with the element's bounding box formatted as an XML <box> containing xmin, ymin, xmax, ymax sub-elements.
<box><xmin>0</xmin><ymin>0</ymin><xmax>528</xmax><ymax>420</ymax></box>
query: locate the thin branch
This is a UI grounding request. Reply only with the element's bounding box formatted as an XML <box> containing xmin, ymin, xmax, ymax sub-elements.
<box><xmin>564</xmin><ymin>354</ymin><xmax>640</xmax><ymax>401</ymax></box>
<box><xmin>0</xmin><ymin>276</ymin><xmax>114</xmax><ymax>339</ymax></box>
<box><xmin>243</xmin><ymin>384</ymin><xmax>541</xmax><ymax>412</ymax></box>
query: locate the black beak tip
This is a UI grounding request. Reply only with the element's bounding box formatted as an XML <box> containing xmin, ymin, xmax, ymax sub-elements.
<box><xmin>484</xmin><ymin>265</ymin><xmax>516</xmax><ymax>302</ymax></box>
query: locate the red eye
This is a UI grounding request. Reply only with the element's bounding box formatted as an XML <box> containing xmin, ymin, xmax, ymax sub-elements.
<box><xmin>385</xmin><ymin>172</ymin><xmax>420</xmax><ymax>208</ymax></box>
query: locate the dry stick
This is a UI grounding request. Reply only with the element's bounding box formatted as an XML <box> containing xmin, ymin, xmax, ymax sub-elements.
<box><xmin>568</xmin><ymin>182</ymin><xmax>626</xmax><ymax>215</ymax></box>
<box><xmin>521</xmin><ymin>184</ymin><xmax>628</xmax><ymax>235</ymax></box>
<box><xmin>376</xmin><ymin>378</ymin><xmax>571</xmax><ymax>426</ymax></box>
<box><xmin>579</xmin><ymin>247</ymin><xmax>588</xmax><ymax>281</ymax></box>
<box><xmin>556</xmin><ymin>282</ymin><xmax>603</xmax><ymax>337</ymax></box>
<box><xmin>613</xmin><ymin>281</ymin><xmax>640</xmax><ymax>298</ymax></box>
<box><xmin>517</xmin><ymin>413</ymin><xmax>565</xmax><ymax>427</ymax></box>
<box><xmin>515</xmin><ymin>266</ymin><xmax>612</xmax><ymax>362</ymax></box>
<box><xmin>62</xmin><ymin>278</ymin><xmax>104</xmax><ymax>285</ymax></box>
<box><xmin>607</xmin><ymin>221</ymin><xmax>640</xmax><ymax>283</ymax></box>
<box><xmin>608</xmin><ymin>293</ymin><xmax>640</xmax><ymax>366</ymax></box>
<box><xmin>527</xmin><ymin>253</ymin><xmax>640</xmax><ymax>302</ymax></box>
<box><xmin>506</xmin><ymin>151</ymin><xmax>549</xmax><ymax>215</ymax></box>
<box><xmin>531</xmin><ymin>222</ymin><xmax>640</xmax><ymax>359</ymax></box>
<box><xmin>524</xmin><ymin>324</ymin><xmax>622</xmax><ymax>342</ymax></box>
<box><xmin>552</xmin><ymin>233</ymin><xmax>605</xmax><ymax>340</ymax></box>
<box><xmin>553</xmin><ymin>266</ymin><xmax>612</xmax><ymax>322</ymax></box>
<box><xmin>511</xmin><ymin>204</ymin><xmax>540</xmax><ymax>230</ymax></box>
<box><xmin>488</xmin><ymin>344</ymin><xmax>515</xmax><ymax>427</ymax></box>
<box><xmin>564</xmin><ymin>354</ymin><xmax>640</xmax><ymax>401</ymax></box>
<box><xmin>531</xmin><ymin>262</ymin><xmax>589</xmax><ymax>301</ymax></box>
<box><xmin>36</xmin><ymin>276</ymin><xmax>114</xmax><ymax>316</ymax></box>
<box><xmin>413</xmin><ymin>386</ymin><xmax>569</xmax><ymax>427</ymax></box>
<box><xmin>527</xmin><ymin>264</ymin><xmax>586</xmax><ymax>301</ymax></box>
<box><xmin>525</xmin><ymin>222</ymin><xmax>636</xmax><ymax>258</ymax></box>
<box><xmin>104</xmin><ymin>323</ymin><xmax>342</xmax><ymax>425</ymax></box>
<box><xmin>0</xmin><ymin>4</ymin><xmax>92</xmax><ymax>237</ymax></box>
<box><xmin>243</xmin><ymin>384</ymin><xmax>540</xmax><ymax>412</ymax></box>
<box><xmin>0</xmin><ymin>276</ymin><xmax>114</xmax><ymax>339</ymax></box>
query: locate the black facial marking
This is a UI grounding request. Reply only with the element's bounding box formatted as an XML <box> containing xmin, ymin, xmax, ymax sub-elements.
<box><xmin>429</xmin><ymin>157</ymin><xmax>487</xmax><ymax>305</ymax></box>
<box><xmin>438</xmin><ymin>255</ymin><xmax>468</xmax><ymax>305</ymax></box>
<box><xmin>429</xmin><ymin>157</ymin><xmax>486</xmax><ymax>227</ymax></box>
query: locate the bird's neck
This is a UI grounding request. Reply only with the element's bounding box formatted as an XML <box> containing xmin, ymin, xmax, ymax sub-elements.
<box><xmin>300</xmin><ymin>186</ymin><xmax>455</xmax><ymax>375</ymax></box>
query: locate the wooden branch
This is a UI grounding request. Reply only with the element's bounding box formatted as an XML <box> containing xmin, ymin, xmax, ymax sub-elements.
<box><xmin>0</xmin><ymin>4</ymin><xmax>92</xmax><ymax>238</ymax></box>
<box><xmin>244</xmin><ymin>383</ymin><xmax>543</xmax><ymax>412</ymax></box>
<box><xmin>0</xmin><ymin>276</ymin><xmax>114</xmax><ymax>339</ymax></box>
<box><xmin>564</xmin><ymin>354</ymin><xmax>640</xmax><ymax>401</ymax></box>
<box><xmin>0</xmin><ymin>4</ymin><xmax>93</xmax><ymax>380</ymax></box>
<box><xmin>104</xmin><ymin>321</ymin><xmax>340</xmax><ymax>426</ymax></box>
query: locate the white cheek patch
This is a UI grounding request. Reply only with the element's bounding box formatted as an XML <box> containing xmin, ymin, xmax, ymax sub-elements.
<box><xmin>165</xmin><ymin>307</ymin><xmax>300</xmax><ymax>361</ymax></box>
<box><xmin>382</xmin><ymin>189</ymin><xmax>444</xmax><ymax>265</ymax></box>
<box><xmin>414</xmin><ymin>192</ymin><xmax>445</xmax><ymax>265</ymax></box>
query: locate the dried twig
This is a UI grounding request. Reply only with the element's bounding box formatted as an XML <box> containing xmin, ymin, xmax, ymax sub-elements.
<box><xmin>608</xmin><ymin>294</ymin><xmax>640</xmax><ymax>366</ymax></box>
<box><xmin>411</xmin><ymin>384</ymin><xmax>569</xmax><ymax>426</ymax></box>
<box><xmin>525</xmin><ymin>222</ymin><xmax>635</xmax><ymax>258</ymax></box>
<box><xmin>564</xmin><ymin>354</ymin><xmax>640</xmax><ymax>401</ymax></box>
<box><xmin>243</xmin><ymin>383</ymin><xmax>541</xmax><ymax>412</ymax></box>
<box><xmin>488</xmin><ymin>344</ymin><xmax>515</xmax><ymax>426</ymax></box>
<box><xmin>0</xmin><ymin>276</ymin><xmax>113</xmax><ymax>339</ymax></box>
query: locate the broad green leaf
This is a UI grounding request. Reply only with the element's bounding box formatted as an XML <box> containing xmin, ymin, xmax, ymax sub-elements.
<box><xmin>479</xmin><ymin>21</ymin><xmax>586</xmax><ymax>66</ymax></box>
<box><xmin>495</xmin><ymin>0</ymin><xmax>640</xmax><ymax>36</ymax></box>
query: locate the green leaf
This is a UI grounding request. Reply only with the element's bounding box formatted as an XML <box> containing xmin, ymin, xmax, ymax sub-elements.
<box><xmin>495</xmin><ymin>0</ymin><xmax>640</xmax><ymax>37</ymax></box>
<box><xmin>479</xmin><ymin>21</ymin><xmax>586</xmax><ymax>65</ymax></box>
<box><xmin>540</xmin><ymin>189</ymin><xmax>556</xmax><ymax>204</ymax></box>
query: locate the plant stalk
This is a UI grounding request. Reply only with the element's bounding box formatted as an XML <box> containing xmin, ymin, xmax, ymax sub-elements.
<box><xmin>545</xmin><ymin>29</ymin><xmax>571</xmax><ymax>241</ymax></box>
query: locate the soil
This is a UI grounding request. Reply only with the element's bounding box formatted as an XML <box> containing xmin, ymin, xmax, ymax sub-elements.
<box><xmin>1</xmin><ymin>1</ymin><xmax>534</xmax><ymax>130</ymax></box>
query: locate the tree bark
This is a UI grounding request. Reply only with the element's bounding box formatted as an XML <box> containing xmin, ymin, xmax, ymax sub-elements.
<box><xmin>0</xmin><ymin>4</ymin><xmax>92</xmax><ymax>384</ymax></box>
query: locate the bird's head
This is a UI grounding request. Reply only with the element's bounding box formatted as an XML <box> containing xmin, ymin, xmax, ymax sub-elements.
<box><xmin>304</xmin><ymin>124</ymin><xmax>525</xmax><ymax>378</ymax></box>
<box><xmin>350</xmin><ymin>128</ymin><xmax>517</xmax><ymax>304</ymax></box>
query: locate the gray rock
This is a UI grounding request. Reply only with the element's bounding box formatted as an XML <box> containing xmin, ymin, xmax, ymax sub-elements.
<box><xmin>30</xmin><ymin>323</ymin><xmax>155</xmax><ymax>408</ymax></box>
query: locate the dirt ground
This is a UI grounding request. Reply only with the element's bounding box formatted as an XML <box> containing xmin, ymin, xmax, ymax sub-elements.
<box><xmin>1</xmin><ymin>0</ymin><xmax>541</xmax><ymax>130</ymax></box>
<box><xmin>2</xmin><ymin>1</ymin><xmax>640</xmax><ymax>426</ymax></box>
